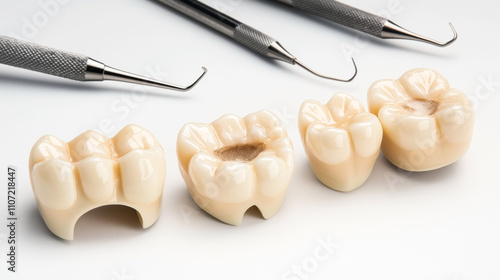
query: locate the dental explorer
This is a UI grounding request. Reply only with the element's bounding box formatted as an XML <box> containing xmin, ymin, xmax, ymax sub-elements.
<box><xmin>272</xmin><ymin>0</ymin><xmax>457</xmax><ymax>47</ymax></box>
<box><xmin>156</xmin><ymin>0</ymin><xmax>357</xmax><ymax>82</ymax></box>
<box><xmin>0</xmin><ymin>35</ymin><xmax>207</xmax><ymax>91</ymax></box>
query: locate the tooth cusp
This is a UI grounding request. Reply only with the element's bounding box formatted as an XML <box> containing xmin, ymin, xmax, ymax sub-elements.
<box><xmin>29</xmin><ymin>135</ymin><xmax>70</xmax><ymax>165</ymax></box>
<box><xmin>113</xmin><ymin>124</ymin><xmax>160</xmax><ymax>156</ymax></box>
<box><xmin>368</xmin><ymin>68</ymin><xmax>474</xmax><ymax>171</ymax></box>
<box><xmin>177</xmin><ymin>111</ymin><xmax>294</xmax><ymax>225</ymax></box>
<box><xmin>69</xmin><ymin>130</ymin><xmax>113</xmax><ymax>162</ymax></box>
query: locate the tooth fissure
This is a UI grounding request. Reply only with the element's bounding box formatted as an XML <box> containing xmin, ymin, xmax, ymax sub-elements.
<box><xmin>214</xmin><ymin>143</ymin><xmax>266</xmax><ymax>162</ymax></box>
<box><xmin>400</xmin><ymin>98</ymin><xmax>439</xmax><ymax>116</ymax></box>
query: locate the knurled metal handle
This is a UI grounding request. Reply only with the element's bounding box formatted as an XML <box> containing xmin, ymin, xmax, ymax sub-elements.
<box><xmin>287</xmin><ymin>0</ymin><xmax>387</xmax><ymax>37</ymax></box>
<box><xmin>0</xmin><ymin>35</ymin><xmax>88</xmax><ymax>81</ymax></box>
<box><xmin>234</xmin><ymin>24</ymin><xmax>277</xmax><ymax>56</ymax></box>
<box><xmin>233</xmin><ymin>23</ymin><xmax>297</xmax><ymax>64</ymax></box>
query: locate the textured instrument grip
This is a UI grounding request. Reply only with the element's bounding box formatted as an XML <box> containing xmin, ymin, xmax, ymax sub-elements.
<box><xmin>234</xmin><ymin>24</ymin><xmax>277</xmax><ymax>56</ymax></box>
<box><xmin>289</xmin><ymin>0</ymin><xmax>387</xmax><ymax>37</ymax></box>
<box><xmin>0</xmin><ymin>35</ymin><xmax>88</xmax><ymax>81</ymax></box>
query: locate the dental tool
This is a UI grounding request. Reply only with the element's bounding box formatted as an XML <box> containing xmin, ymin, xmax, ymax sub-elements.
<box><xmin>156</xmin><ymin>0</ymin><xmax>357</xmax><ymax>82</ymax></box>
<box><xmin>0</xmin><ymin>35</ymin><xmax>207</xmax><ymax>91</ymax></box>
<box><xmin>272</xmin><ymin>0</ymin><xmax>457</xmax><ymax>47</ymax></box>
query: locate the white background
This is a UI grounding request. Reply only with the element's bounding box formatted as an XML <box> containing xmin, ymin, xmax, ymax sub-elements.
<box><xmin>1</xmin><ymin>0</ymin><xmax>499</xmax><ymax>279</ymax></box>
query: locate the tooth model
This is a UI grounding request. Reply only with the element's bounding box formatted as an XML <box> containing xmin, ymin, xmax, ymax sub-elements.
<box><xmin>29</xmin><ymin>124</ymin><xmax>166</xmax><ymax>240</ymax></box>
<box><xmin>298</xmin><ymin>93</ymin><xmax>383</xmax><ymax>192</ymax></box>
<box><xmin>368</xmin><ymin>68</ymin><xmax>474</xmax><ymax>171</ymax></box>
<box><xmin>176</xmin><ymin>111</ymin><xmax>294</xmax><ymax>225</ymax></box>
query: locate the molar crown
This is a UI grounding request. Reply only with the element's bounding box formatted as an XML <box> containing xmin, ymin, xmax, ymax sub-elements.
<box><xmin>177</xmin><ymin>110</ymin><xmax>294</xmax><ymax>225</ymax></box>
<box><xmin>367</xmin><ymin>68</ymin><xmax>474</xmax><ymax>171</ymax></box>
<box><xmin>29</xmin><ymin>124</ymin><xmax>166</xmax><ymax>240</ymax></box>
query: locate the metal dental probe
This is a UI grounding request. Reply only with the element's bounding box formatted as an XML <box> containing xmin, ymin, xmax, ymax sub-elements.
<box><xmin>272</xmin><ymin>0</ymin><xmax>457</xmax><ymax>47</ymax></box>
<box><xmin>0</xmin><ymin>35</ymin><xmax>207</xmax><ymax>91</ymax></box>
<box><xmin>156</xmin><ymin>0</ymin><xmax>357</xmax><ymax>82</ymax></box>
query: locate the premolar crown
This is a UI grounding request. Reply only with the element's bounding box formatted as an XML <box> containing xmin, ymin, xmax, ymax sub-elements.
<box><xmin>298</xmin><ymin>93</ymin><xmax>383</xmax><ymax>192</ymax></box>
<box><xmin>29</xmin><ymin>124</ymin><xmax>166</xmax><ymax>240</ymax></box>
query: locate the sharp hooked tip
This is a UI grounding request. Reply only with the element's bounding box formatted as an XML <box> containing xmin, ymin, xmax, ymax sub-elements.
<box><xmin>382</xmin><ymin>20</ymin><xmax>458</xmax><ymax>47</ymax></box>
<box><xmin>181</xmin><ymin>66</ymin><xmax>208</xmax><ymax>91</ymax></box>
<box><xmin>440</xmin><ymin>22</ymin><xmax>458</xmax><ymax>47</ymax></box>
<box><xmin>294</xmin><ymin>57</ymin><xmax>357</xmax><ymax>82</ymax></box>
<box><xmin>411</xmin><ymin>22</ymin><xmax>457</xmax><ymax>47</ymax></box>
<box><xmin>345</xmin><ymin>57</ymin><xmax>357</xmax><ymax>82</ymax></box>
<box><xmin>102</xmin><ymin>65</ymin><xmax>207</xmax><ymax>92</ymax></box>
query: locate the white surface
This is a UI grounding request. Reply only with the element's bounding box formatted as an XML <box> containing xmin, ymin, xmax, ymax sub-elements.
<box><xmin>1</xmin><ymin>0</ymin><xmax>499</xmax><ymax>279</ymax></box>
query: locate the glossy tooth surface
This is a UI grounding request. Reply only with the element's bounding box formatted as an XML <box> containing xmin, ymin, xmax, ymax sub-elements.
<box><xmin>368</xmin><ymin>68</ymin><xmax>474</xmax><ymax>171</ymax></box>
<box><xmin>30</xmin><ymin>135</ymin><xmax>70</xmax><ymax>163</ymax></box>
<box><xmin>348</xmin><ymin>114</ymin><xmax>383</xmax><ymax>158</ymax></box>
<box><xmin>32</xmin><ymin>159</ymin><xmax>77</xmax><ymax>210</ymax></box>
<box><xmin>306</xmin><ymin>124</ymin><xmax>352</xmax><ymax>166</ymax></box>
<box><xmin>69</xmin><ymin>130</ymin><xmax>112</xmax><ymax>162</ymax></box>
<box><xmin>120</xmin><ymin>149</ymin><xmax>166</xmax><ymax>205</ymax></box>
<box><xmin>298</xmin><ymin>93</ymin><xmax>382</xmax><ymax>192</ymax></box>
<box><xmin>189</xmin><ymin>153</ymin><xmax>254</xmax><ymax>204</ymax></box>
<box><xmin>29</xmin><ymin>124</ymin><xmax>166</xmax><ymax>240</ymax></box>
<box><xmin>177</xmin><ymin>111</ymin><xmax>294</xmax><ymax>225</ymax></box>
<box><xmin>77</xmin><ymin>158</ymin><xmax>116</xmax><ymax>204</ymax></box>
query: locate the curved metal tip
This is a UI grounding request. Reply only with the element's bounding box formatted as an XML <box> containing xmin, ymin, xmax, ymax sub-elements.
<box><xmin>101</xmin><ymin>65</ymin><xmax>207</xmax><ymax>92</ymax></box>
<box><xmin>439</xmin><ymin>22</ymin><xmax>458</xmax><ymax>47</ymax></box>
<box><xmin>179</xmin><ymin>66</ymin><xmax>208</xmax><ymax>91</ymax></box>
<box><xmin>381</xmin><ymin>21</ymin><xmax>458</xmax><ymax>47</ymax></box>
<box><xmin>294</xmin><ymin>57</ymin><xmax>357</xmax><ymax>82</ymax></box>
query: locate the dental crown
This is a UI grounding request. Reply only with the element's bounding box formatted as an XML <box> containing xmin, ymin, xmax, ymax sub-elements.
<box><xmin>29</xmin><ymin>124</ymin><xmax>166</xmax><ymax>240</ymax></box>
<box><xmin>368</xmin><ymin>68</ymin><xmax>475</xmax><ymax>171</ymax></box>
<box><xmin>176</xmin><ymin>110</ymin><xmax>295</xmax><ymax>225</ymax></box>
<box><xmin>298</xmin><ymin>93</ymin><xmax>383</xmax><ymax>192</ymax></box>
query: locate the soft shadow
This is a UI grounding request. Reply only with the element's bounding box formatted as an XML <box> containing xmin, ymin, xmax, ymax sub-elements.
<box><xmin>244</xmin><ymin>205</ymin><xmax>264</xmax><ymax>220</ymax></box>
<box><xmin>169</xmin><ymin>184</ymin><xmax>224</xmax><ymax>225</ymax></box>
<box><xmin>0</xmin><ymin>72</ymin><xmax>194</xmax><ymax>99</ymax></box>
<box><xmin>73</xmin><ymin>205</ymin><xmax>144</xmax><ymax>241</ymax></box>
<box><xmin>296</xmin><ymin>160</ymin><xmax>330</xmax><ymax>192</ymax></box>
<box><xmin>169</xmin><ymin>184</ymin><xmax>274</xmax><ymax>227</ymax></box>
<box><xmin>29</xmin><ymin>204</ymin><xmax>65</xmax><ymax>243</ymax></box>
<box><xmin>381</xmin><ymin>155</ymin><xmax>461</xmax><ymax>186</ymax></box>
<box><xmin>0</xmin><ymin>73</ymin><xmax>119</xmax><ymax>93</ymax></box>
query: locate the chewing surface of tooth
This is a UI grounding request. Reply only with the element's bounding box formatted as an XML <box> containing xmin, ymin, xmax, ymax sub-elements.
<box><xmin>177</xmin><ymin>111</ymin><xmax>294</xmax><ymax>225</ymax></box>
<box><xmin>29</xmin><ymin>125</ymin><xmax>166</xmax><ymax>240</ymax></box>
<box><xmin>368</xmin><ymin>68</ymin><xmax>474</xmax><ymax>171</ymax></box>
<box><xmin>298</xmin><ymin>93</ymin><xmax>383</xmax><ymax>192</ymax></box>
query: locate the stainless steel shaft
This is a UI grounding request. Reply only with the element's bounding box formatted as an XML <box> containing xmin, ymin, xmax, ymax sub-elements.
<box><xmin>273</xmin><ymin>0</ymin><xmax>458</xmax><ymax>48</ymax></box>
<box><xmin>274</xmin><ymin>0</ymin><xmax>388</xmax><ymax>37</ymax></box>
<box><xmin>0</xmin><ymin>35</ymin><xmax>89</xmax><ymax>81</ymax></box>
<box><xmin>157</xmin><ymin>0</ymin><xmax>297</xmax><ymax>64</ymax></box>
<box><xmin>0</xmin><ymin>34</ymin><xmax>207</xmax><ymax>91</ymax></box>
<box><xmin>156</xmin><ymin>0</ymin><xmax>357</xmax><ymax>81</ymax></box>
